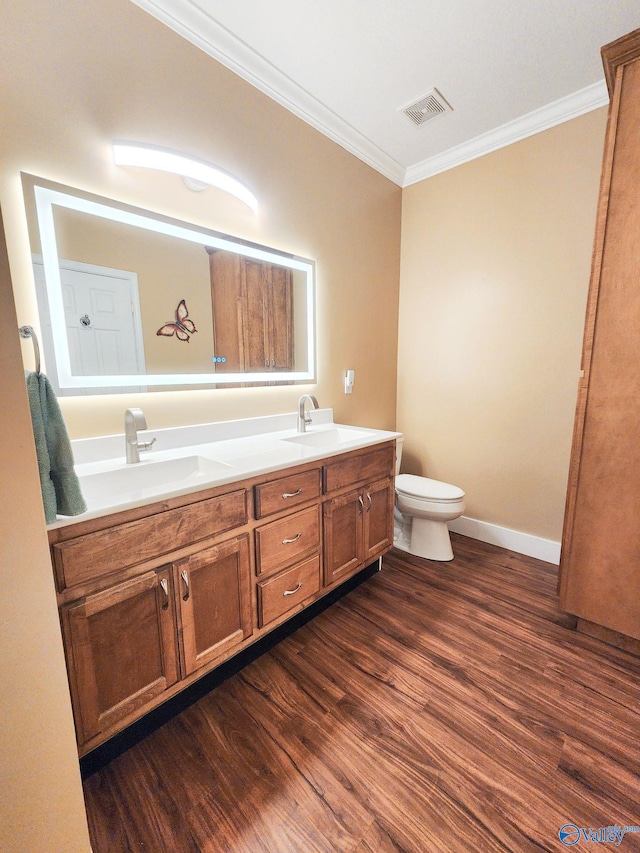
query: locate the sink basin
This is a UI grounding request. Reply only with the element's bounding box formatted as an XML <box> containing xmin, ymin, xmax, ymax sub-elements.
<box><xmin>282</xmin><ymin>427</ymin><xmax>376</xmax><ymax>448</ymax></box>
<box><xmin>79</xmin><ymin>455</ymin><xmax>233</xmax><ymax>502</ymax></box>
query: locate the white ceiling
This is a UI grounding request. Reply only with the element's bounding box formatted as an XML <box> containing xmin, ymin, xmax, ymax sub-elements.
<box><xmin>131</xmin><ymin>1</ymin><xmax>640</xmax><ymax>186</ymax></box>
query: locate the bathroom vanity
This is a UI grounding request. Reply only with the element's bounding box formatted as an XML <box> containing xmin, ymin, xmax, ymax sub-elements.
<box><xmin>47</xmin><ymin>412</ymin><xmax>398</xmax><ymax>755</ymax></box>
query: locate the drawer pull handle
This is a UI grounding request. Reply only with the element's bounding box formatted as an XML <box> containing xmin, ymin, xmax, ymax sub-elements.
<box><xmin>282</xmin><ymin>489</ymin><xmax>302</xmax><ymax>499</ymax></box>
<box><xmin>160</xmin><ymin>577</ymin><xmax>169</xmax><ymax>610</ymax></box>
<box><xmin>282</xmin><ymin>532</ymin><xmax>302</xmax><ymax>544</ymax></box>
<box><xmin>181</xmin><ymin>568</ymin><xmax>190</xmax><ymax>601</ymax></box>
<box><xmin>366</xmin><ymin>492</ymin><xmax>372</xmax><ymax>512</ymax></box>
<box><xmin>283</xmin><ymin>582</ymin><xmax>303</xmax><ymax>597</ymax></box>
<box><xmin>358</xmin><ymin>495</ymin><xmax>364</xmax><ymax>515</ymax></box>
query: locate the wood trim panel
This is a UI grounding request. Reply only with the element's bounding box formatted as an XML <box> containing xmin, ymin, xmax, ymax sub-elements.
<box><xmin>576</xmin><ymin>618</ymin><xmax>640</xmax><ymax>656</ymax></box>
<box><xmin>323</xmin><ymin>442</ymin><xmax>394</xmax><ymax>494</ymax></box>
<box><xmin>52</xmin><ymin>489</ymin><xmax>247</xmax><ymax>591</ymax></box>
<box><xmin>602</xmin><ymin>27</ymin><xmax>640</xmax><ymax>95</ymax></box>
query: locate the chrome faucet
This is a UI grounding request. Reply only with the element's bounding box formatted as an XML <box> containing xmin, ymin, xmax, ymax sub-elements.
<box><xmin>297</xmin><ymin>394</ymin><xmax>319</xmax><ymax>433</ymax></box>
<box><xmin>124</xmin><ymin>408</ymin><xmax>156</xmax><ymax>463</ymax></box>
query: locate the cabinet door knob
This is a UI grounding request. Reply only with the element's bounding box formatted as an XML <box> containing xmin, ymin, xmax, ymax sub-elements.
<box><xmin>159</xmin><ymin>577</ymin><xmax>169</xmax><ymax>610</ymax></box>
<box><xmin>181</xmin><ymin>568</ymin><xmax>190</xmax><ymax>601</ymax></box>
<box><xmin>282</xmin><ymin>532</ymin><xmax>302</xmax><ymax>544</ymax></box>
<box><xmin>282</xmin><ymin>489</ymin><xmax>302</xmax><ymax>499</ymax></box>
<box><xmin>283</xmin><ymin>582</ymin><xmax>303</xmax><ymax>597</ymax></box>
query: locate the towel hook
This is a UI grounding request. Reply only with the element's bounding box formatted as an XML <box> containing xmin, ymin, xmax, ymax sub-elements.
<box><xmin>19</xmin><ymin>325</ymin><xmax>41</xmax><ymax>375</ymax></box>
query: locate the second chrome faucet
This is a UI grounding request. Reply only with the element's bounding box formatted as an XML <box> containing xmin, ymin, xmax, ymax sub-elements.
<box><xmin>297</xmin><ymin>394</ymin><xmax>319</xmax><ymax>433</ymax></box>
<box><xmin>124</xmin><ymin>408</ymin><xmax>156</xmax><ymax>463</ymax></box>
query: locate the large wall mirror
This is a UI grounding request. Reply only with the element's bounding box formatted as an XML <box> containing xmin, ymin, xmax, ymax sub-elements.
<box><xmin>21</xmin><ymin>175</ymin><xmax>316</xmax><ymax>394</ymax></box>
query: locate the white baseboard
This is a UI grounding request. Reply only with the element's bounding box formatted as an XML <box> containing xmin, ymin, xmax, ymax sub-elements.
<box><xmin>448</xmin><ymin>516</ymin><xmax>561</xmax><ymax>565</ymax></box>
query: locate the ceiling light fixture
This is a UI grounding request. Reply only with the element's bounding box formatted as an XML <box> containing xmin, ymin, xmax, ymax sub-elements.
<box><xmin>112</xmin><ymin>141</ymin><xmax>258</xmax><ymax>213</ymax></box>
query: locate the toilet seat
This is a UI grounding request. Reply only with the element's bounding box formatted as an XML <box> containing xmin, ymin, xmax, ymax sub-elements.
<box><xmin>395</xmin><ymin>474</ymin><xmax>464</xmax><ymax>503</ymax></box>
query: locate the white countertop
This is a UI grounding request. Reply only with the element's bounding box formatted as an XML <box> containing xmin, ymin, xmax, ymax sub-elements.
<box><xmin>50</xmin><ymin>409</ymin><xmax>401</xmax><ymax>529</ymax></box>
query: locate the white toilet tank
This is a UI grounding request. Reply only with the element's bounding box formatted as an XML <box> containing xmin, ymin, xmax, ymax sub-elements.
<box><xmin>395</xmin><ymin>435</ymin><xmax>404</xmax><ymax>476</ymax></box>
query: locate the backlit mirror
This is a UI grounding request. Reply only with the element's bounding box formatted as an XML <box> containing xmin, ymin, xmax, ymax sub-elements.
<box><xmin>22</xmin><ymin>175</ymin><xmax>315</xmax><ymax>394</ymax></box>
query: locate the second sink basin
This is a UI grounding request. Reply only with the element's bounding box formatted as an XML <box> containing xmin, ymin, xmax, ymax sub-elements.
<box><xmin>282</xmin><ymin>427</ymin><xmax>376</xmax><ymax>448</ymax></box>
<box><xmin>79</xmin><ymin>455</ymin><xmax>233</xmax><ymax>502</ymax></box>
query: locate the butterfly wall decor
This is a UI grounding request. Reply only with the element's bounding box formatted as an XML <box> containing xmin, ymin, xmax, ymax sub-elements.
<box><xmin>156</xmin><ymin>299</ymin><xmax>198</xmax><ymax>342</ymax></box>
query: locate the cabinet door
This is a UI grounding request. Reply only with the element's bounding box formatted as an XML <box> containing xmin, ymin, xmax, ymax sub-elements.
<box><xmin>208</xmin><ymin>248</ymin><xmax>244</xmax><ymax>372</ymax></box>
<box><xmin>243</xmin><ymin>258</ymin><xmax>271</xmax><ymax>372</ymax></box>
<box><xmin>363</xmin><ymin>478</ymin><xmax>395</xmax><ymax>562</ymax></box>
<box><xmin>323</xmin><ymin>489</ymin><xmax>363</xmax><ymax>585</ymax></box>
<box><xmin>209</xmin><ymin>249</ymin><xmax>294</xmax><ymax>375</ymax></box>
<box><xmin>268</xmin><ymin>265</ymin><xmax>293</xmax><ymax>370</ymax></box>
<box><xmin>175</xmin><ymin>535</ymin><xmax>252</xmax><ymax>676</ymax></box>
<box><xmin>559</xmin><ymin>46</ymin><xmax>640</xmax><ymax>642</ymax></box>
<box><xmin>62</xmin><ymin>567</ymin><xmax>179</xmax><ymax>746</ymax></box>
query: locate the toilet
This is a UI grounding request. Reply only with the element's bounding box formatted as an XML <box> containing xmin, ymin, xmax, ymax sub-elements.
<box><xmin>394</xmin><ymin>437</ymin><xmax>465</xmax><ymax>562</ymax></box>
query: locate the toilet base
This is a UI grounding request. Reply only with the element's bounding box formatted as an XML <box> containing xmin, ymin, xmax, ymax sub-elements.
<box><xmin>394</xmin><ymin>517</ymin><xmax>454</xmax><ymax>562</ymax></box>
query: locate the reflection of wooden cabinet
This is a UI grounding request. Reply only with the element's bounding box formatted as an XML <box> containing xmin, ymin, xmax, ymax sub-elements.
<box><xmin>559</xmin><ymin>30</ymin><xmax>640</xmax><ymax>649</ymax></box>
<box><xmin>207</xmin><ymin>248</ymin><xmax>293</xmax><ymax>373</ymax></box>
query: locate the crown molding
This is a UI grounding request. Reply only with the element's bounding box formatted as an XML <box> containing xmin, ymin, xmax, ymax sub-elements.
<box><xmin>131</xmin><ymin>1</ymin><xmax>610</xmax><ymax>189</ymax></box>
<box><xmin>403</xmin><ymin>80</ymin><xmax>609</xmax><ymax>186</ymax></box>
<box><xmin>130</xmin><ymin>0</ymin><xmax>406</xmax><ymax>185</ymax></box>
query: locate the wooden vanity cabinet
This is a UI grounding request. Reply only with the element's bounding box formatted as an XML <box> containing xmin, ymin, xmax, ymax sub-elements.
<box><xmin>62</xmin><ymin>533</ymin><xmax>253</xmax><ymax>749</ymax></box>
<box><xmin>51</xmin><ymin>441</ymin><xmax>396</xmax><ymax>755</ymax></box>
<box><xmin>323</xmin><ymin>444</ymin><xmax>395</xmax><ymax>586</ymax></box>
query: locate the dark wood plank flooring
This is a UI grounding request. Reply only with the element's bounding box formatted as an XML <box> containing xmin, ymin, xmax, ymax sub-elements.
<box><xmin>83</xmin><ymin>535</ymin><xmax>640</xmax><ymax>852</ymax></box>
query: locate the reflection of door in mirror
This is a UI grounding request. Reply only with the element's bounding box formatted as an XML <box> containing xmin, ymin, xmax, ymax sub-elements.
<box><xmin>32</xmin><ymin>256</ymin><xmax>146</xmax><ymax>395</ymax></box>
<box><xmin>207</xmin><ymin>248</ymin><xmax>294</xmax><ymax>381</ymax></box>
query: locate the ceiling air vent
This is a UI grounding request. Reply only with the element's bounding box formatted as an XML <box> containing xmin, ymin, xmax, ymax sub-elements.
<box><xmin>402</xmin><ymin>88</ymin><xmax>452</xmax><ymax>127</ymax></box>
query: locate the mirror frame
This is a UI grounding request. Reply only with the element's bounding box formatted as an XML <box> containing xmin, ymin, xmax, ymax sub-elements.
<box><xmin>29</xmin><ymin>180</ymin><xmax>316</xmax><ymax>390</ymax></box>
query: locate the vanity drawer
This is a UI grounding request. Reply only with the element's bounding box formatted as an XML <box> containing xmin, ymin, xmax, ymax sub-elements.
<box><xmin>257</xmin><ymin>555</ymin><xmax>321</xmax><ymax>627</ymax></box>
<box><xmin>254</xmin><ymin>468</ymin><xmax>322</xmax><ymax>518</ymax></box>
<box><xmin>255</xmin><ymin>505</ymin><xmax>320</xmax><ymax>576</ymax></box>
<box><xmin>323</xmin><ymin>443</ymin><xmax>394</xmax><ymax>493</ymax></box>
<box><xmin>52</xmin><ymin>489</ymin><xmax>248</xmax><ymax>591</ymax></box>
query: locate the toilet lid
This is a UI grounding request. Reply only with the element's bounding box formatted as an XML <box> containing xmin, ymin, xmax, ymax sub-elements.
<box><xmin>396</xmin><ymin>474</ymin><xmax>465</xmax><ymax>501</ymax></box>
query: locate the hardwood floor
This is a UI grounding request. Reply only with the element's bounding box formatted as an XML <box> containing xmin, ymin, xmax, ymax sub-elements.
<box><xmin>83</xmin><ymin>535</ymin><xmax>640</xmax><ymax>852</ymax></box>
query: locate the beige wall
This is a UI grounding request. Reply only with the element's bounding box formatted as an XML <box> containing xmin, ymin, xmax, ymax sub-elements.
<box><xmin>0</xmin><ymin>213</ymin><xmax>91</xmax><ymax>850</ymax></box>
<box><xmin>2</xmin><ymin>0</ymin><xmax>401</xmax><ymax>439</ymax></box>
<box><xmin>0</xmin><ymin>1</ymin><xmax>401</xmax><ymax>850</ymax></box>
<box><xmin>398</xmin><ymin>108</ymin><xmax>607</xmax><ymax>542</ymax></box>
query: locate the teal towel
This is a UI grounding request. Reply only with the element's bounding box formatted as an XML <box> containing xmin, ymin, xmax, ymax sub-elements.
<box><xmin>25</xmin><ymin>371</ymin><xmax>86</xmax><ymax>524</ymax></box>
